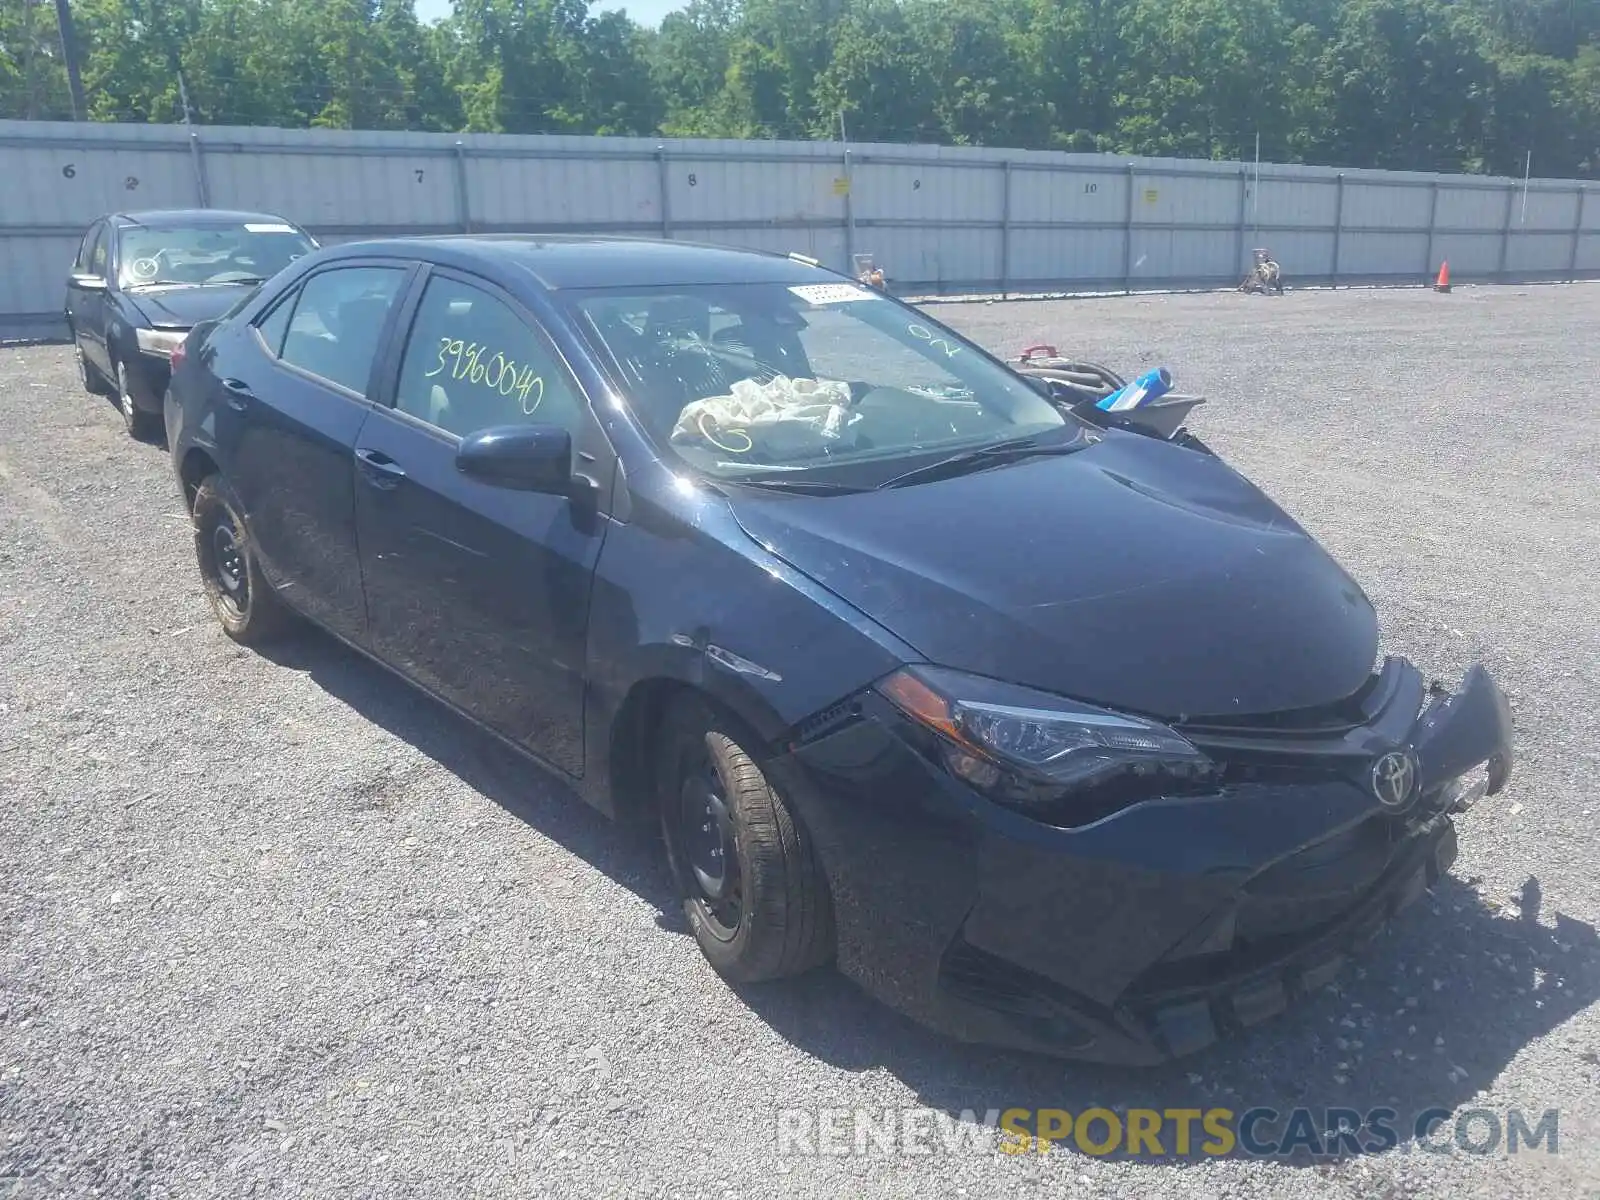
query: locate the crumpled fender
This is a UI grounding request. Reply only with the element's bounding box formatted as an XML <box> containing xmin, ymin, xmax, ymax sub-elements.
<box><xmin>1410</xmin><ymin>663</ymin><xmax>1515</xmax><ymax>796</ymax></box>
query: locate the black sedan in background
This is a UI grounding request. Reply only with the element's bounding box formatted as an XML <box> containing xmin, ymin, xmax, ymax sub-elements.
<box><xmin>64</xmin><ymin>208</ymin><xmax>317</xmax><ymax>438</ymax></box>
<box><xmin>163</xmin><ymin>234</ymin><xmax>1514</xmax><ymax>1064</ymax></box>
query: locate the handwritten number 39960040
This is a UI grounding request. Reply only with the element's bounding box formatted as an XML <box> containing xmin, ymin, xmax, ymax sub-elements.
<box><xmin>427</xmin><ymin>338</ymin><xmax>544</xmax><ymax>415</ymax></box>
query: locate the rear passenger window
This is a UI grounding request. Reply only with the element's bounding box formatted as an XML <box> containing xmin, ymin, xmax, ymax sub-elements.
<box><xmin>278</xmin><ymin>266</ymin><xmax>404</xmax><ymax>395</ymax></box>
<box><xmin>393</xmin><ymin>275</ymin><xmax>586</xmax><ymax>439</ymax></box>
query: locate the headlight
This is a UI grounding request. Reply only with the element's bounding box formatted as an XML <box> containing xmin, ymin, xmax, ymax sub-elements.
<box><xmin>877</xmin><ymin>665</ymin><xmax>1215</xmax><ymax>820</ymax></box>
<box><xmin>135</xmin><ymin>328</ymin><xmax>188</xmax><ymax>358</ymax></box>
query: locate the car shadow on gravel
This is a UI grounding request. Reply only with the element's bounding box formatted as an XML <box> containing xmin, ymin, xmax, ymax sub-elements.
<box><xmin>739</xmin><ymin>873</ymin><xmax>1600</xmax><ymax>1167</ymax></box>
<box><xmin>255</xmin><ymin>627</ymin><xmax>684</xmax><ymax>918</ymax></box>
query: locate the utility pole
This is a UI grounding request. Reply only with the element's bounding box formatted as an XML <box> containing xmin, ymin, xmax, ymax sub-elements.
<box><xmin>23</xmin><ymin>0</ymin><xmax>39</xmax><ymax>120</ymax></box>
<box><xmin>54</xmin><ymin>0</ymin><xmax>88</xmax><ymax>120</ymax></box>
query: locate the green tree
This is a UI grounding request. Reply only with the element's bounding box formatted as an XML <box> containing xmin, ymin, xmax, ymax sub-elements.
<box><xmin>810</xmin><ymin>0</ymin><xmax>939</xmax><ymax>142</ymax></box>
<box><xmin>0</xmin><ymin>0</ymin><xmax>1594</xmax><ymax>177</ymax></box>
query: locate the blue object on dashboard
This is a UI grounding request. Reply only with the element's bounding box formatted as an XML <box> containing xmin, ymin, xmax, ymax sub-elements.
<box><xmin>1099</xmin><ymin>367</ymin><xmax>1175</xmax><ymax>412</ymax></box>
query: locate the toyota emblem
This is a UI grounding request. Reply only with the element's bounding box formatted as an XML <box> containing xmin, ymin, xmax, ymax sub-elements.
<box><xmin>1370</xmin><ymin>748</ymin><xmax>1420</xmax><ymax>810</ymax></box>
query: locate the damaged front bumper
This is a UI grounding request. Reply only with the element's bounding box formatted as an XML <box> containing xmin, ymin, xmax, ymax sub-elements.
<box><xmin>773</xmin><ymin>657</ymin><xmax>1513</xmax><ymax>1065</ymax></box>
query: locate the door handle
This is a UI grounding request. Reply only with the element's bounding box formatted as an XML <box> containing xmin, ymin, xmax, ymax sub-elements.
<box><xmin>355</xmin><ymin>447</ymin><xmax>406</xmax><ymax>488</ymax></box>
<box><xmin>221</xmin><ymin>378</ymin><xmax>254</xmax><ymax>411</ymax></box>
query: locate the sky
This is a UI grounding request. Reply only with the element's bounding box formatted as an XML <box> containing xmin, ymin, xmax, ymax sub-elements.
<box><xmin>413</xmin><ymin>0</ymin><xmax>684</xmax><ymax>28</ymax></box>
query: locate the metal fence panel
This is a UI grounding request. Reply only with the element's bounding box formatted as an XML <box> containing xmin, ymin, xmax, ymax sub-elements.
<box><xmin>1133</xmin><ymin>171</ymin><xmax>1235</xmax><ymax>227</ymax></box>
<box><xmin>206</xmin><ymin>146</ymin><xmax>461</xmax><ymax>228</ymax></box>
<box><xmin>1341</xmin><ymin>182</ymin><xmax>1432</xmax><ymax>229</ymax></box>
<box><xmin>1436</xmin><ymin>185</ymin><xmax>1508</xmax><ymax>229</ymax></box>
<box><xmin>1515</xmin><ymin>188</ymin><xmax>1581</xmax><ymax>230</ymax></box>
<box><xmin>666</xmin><ymin>156</ymin><xmax>840</xmax><ymax>224</ymax></box>
<box><xmin>470</xmin><ymin>154</ymin><xmax>660</xmax><ymax>228</ymax></box>
<box><xmin>0</xmin><ymin>234</ymin><xmax>78</xmax><ymax>325</ymax></box>
<box><xmin>1258</xmin><ymin>230</ymin><xmax>1336</xmax><ymax>279</ymax></box>
<box><xmin>1507</xmin><ymin>232</ymin><xmax>1581</xmax><ymax>274</ymax></box>
<box><xmin>862</xmin><ymin>226</ymin><xmax>1003</xmax><ymax>289</ymax></box>
<box><xmin>1337</xmin><ymin>231</ymin><xmax>1431</xmax><ymax>277</ymax></box>
<box><xmin>1007</xmin><ymin>227</ymin><xmax>1125</xmax><ymax>286</ymax></box>
<box><xmin>1008</xmin><ymin>168</ymin><xmax>1127</xmax><ymax>224</ymax></box>
<box><xmin>2</xmin><ymin>118</ymin><xmax>1595</xmax><ymax>339</ymax></box>
<box><xmin>1131</xmin><ymin>228</ymin><xmax>1237</xmax><ymax>281</ymax></box>
<box><xmin>854</xmin><ymin>162</ymin><xmax>1000</xmax><ymax>224</ymax></box>
<box><xmin>1430</xmin><ymin>231</ymin><xmax>1504</xmax><ymax>276</ymax></box>
<box><xmin>1257</xmin><ymin>177</ymin><xmax>1339</xmax><ymax>227</ymax></box>
<box><xmin>9</xmin><ymin>143</ymin><xmax>195</xmax><ymax>227</ymax></box>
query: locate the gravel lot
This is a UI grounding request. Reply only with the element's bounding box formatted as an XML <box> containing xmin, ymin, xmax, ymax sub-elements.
<box><xmin>4</xmin><ymin>282</ymin><xmax>1599</xmax><ymax>1199</ymax></box>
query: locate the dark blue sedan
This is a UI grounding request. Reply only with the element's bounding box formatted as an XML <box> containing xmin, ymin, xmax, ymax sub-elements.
<box><xmin>164</xmin><ymin>235</ymin><xmax>1514</xmax><ymax>1064</ymax></box>
<box><xmin>65</xmin><ymin>208</ymin><xmax>317</xmax><ymax>439</ymax></box>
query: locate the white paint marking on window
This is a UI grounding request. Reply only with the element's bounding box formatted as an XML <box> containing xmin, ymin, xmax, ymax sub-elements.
<box><xmin>788</xmin><ymin>283</ymin><xmax>873</xmax><ymax>305</ymax></box>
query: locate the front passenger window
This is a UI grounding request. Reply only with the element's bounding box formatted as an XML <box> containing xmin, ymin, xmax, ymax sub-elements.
<box><xmin>278</xmin><ymin>266</ymin><xmax>404</xmax><ymax>395</ymax></box>
<box><xmin>394</xmin><ymin>275</ymin><xmax>586</xmax><ymax>439</ymax></box>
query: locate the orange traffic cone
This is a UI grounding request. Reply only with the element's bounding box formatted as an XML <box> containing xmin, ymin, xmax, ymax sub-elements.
<box><xmin>1433</xmin><ymin>261</ymin><xmax>1451</xmax><ymax>293</ymax></box>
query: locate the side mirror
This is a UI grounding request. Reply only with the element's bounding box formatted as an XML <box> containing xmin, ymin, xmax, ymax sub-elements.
<box><xmin>71</xmin><ymin>274</ymin><xmax>108</xmax><ymax>292</ymax></box>
<box><xmin>456</xmin><ymin>424</ymin><xmax>572</xmax><ymax>494</ymax></box>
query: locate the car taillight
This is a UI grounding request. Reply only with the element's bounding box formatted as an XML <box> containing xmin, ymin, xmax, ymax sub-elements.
<box><xmin>169</xmin><ymin>337</ymin><xmax>188</xmax><ymax>371</ymax></box>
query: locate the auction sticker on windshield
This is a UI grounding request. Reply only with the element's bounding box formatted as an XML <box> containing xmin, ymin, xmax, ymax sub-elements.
<box><xmin>789</xmin><ymin>283</ymin><xmax>873</xmax><ymax>305</ymax></box>
<box><xmin>244</xmin><ymin>223</ymin><xmax>298</xmax><ymax>233</ymax></box>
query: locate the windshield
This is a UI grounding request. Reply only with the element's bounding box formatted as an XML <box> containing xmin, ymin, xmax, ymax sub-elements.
<box><xmin>117</xmin><ymin>222</ymin><xmax>316</xmax><ymax>289</ymax></box>
<box><xmin>568</xmin><ymin>281</ymin><xmax>1070</xmax><ymax>486</ymax></box>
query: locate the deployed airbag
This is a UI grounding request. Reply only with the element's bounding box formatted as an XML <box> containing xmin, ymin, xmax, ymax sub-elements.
<box><xmin>670</xmin><ymin>375</ymin><xmax>855</xmax><ymax>454</ymax></box>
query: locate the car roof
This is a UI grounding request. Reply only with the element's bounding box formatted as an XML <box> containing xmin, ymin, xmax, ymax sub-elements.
<box><xmin>109</xmin><ymin>209</ymin><xmax>304</xmax><ymax>228</ymax></box>
<box><xmin>325</xmin><ymin>234</ymin><xmax>834</xmax><ymax>290</ymax></box>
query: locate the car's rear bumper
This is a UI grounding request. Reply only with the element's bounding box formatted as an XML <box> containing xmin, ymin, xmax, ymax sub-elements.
<box><xmin>771</xmin><ymin>658</ymin><xmax>1512</xmax><ymax>1064</ymax></box>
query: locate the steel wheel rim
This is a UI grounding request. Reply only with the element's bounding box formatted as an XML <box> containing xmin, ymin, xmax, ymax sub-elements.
<box><xmin>210</xmin><ymin>518</ymin><xmax>249</xmax><ymax>619</ymax></box>
<box><xmin>75</xmin><ymin>345</ymin><xmax>88</xmax><ymax>387</ymax></box>
<box><xmin>679</xmin><ymin>760</ymin><xmax>742</xmax><ymax>940</ymax></box>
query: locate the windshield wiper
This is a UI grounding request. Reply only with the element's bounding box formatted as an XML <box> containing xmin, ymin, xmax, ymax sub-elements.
<box><xmin>874</xmin><ymin>430</ymin><xmax>1092</xmax><ymax>490</ymax></box>
<box><xmin>723</xmin><ymin>474</ymin><xmax>867</xmax><ymax>495</ymax></box>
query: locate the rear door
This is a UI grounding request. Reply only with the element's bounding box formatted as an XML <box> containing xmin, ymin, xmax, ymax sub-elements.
<box><xmin>212</xmin><ymin>259</ymin><xmax>413</xmax><ymax>644</ymax></box>
<box><xmin>353</xmin><ymin>267</ymin><xmax>613</xmax><ymax>775</ymax></box>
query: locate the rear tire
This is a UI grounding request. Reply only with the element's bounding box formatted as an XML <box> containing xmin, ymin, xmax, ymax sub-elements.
<box><xmin>115</xmin><ymin>358</ymin><xmax>161</xmax><ymax>441</ymax></box>
<box><xmin>192</xmin><ymin>474</ymin><xmax>292</xmax><ymax>645</ymax></box>
<box><xmin>657</xmin><ymin>697</ymin><xmax>835</xmax><ymax>983</ymax></box>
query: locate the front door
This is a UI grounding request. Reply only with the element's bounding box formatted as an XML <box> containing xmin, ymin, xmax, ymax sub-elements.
<box><xmin>212</xmin><ymin>261</ymin><xmax>411</xmax><ymax>643</ymax></box>
<box><xmin>353</xmin><ymin>268</ymin><xmax>612</xmax><ymax>776</ymax></box>
<box><xmin>66</xmin><ymin>222</ymin><xmax>110</xmax><ymax>375</ymax></box>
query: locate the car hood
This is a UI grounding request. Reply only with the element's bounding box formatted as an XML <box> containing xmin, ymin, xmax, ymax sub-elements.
<box><xmin>124</xmin><ymin>283</ymin><xmax>255</xmax><ymax>329</ymax></box>
<box><xmin>723</xmin><ymin>432</ymin><xmax>1380</xmax><ymax>721</ymax></box>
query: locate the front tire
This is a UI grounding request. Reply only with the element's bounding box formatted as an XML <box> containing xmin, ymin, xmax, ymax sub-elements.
<box><xmin>192</xmin><ymin>475</ymin><xmax>291</xmax><ymax>645</ymax></box>
<box><xmin>658</xmin><ymin>698</ymin><xmax>834</xmax><ymax>983</ymax></box>
<box><xmin>75</xmin><ymin>341</ymin><xmax>112</xmax><ymax>396</ymax></box>
<box><xmin>115</xmin><ymin>358</ymin><xmax>160</xmax><ymax>441</ymax></box>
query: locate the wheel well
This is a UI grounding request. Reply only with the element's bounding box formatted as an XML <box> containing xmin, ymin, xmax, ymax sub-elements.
<box><xmin>607</xmin><ymin>678</ymin><xmax>789</xmax><ymax>826</ymax></box>
<box><xmin>179</xmin><ymin>448</ymin><xmax>219</xmax><ymax>511</ymax></box>
<box><xmin>607</xmin><ymin>678</ymin><xmax>692</xmax><ymax>827</ymax></box>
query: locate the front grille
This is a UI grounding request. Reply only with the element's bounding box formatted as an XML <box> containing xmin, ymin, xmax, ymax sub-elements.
<box><xmin>1177</xmin><ymin>657</ymin><xmax>1403</xmax><ymax>739</ymax></box>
